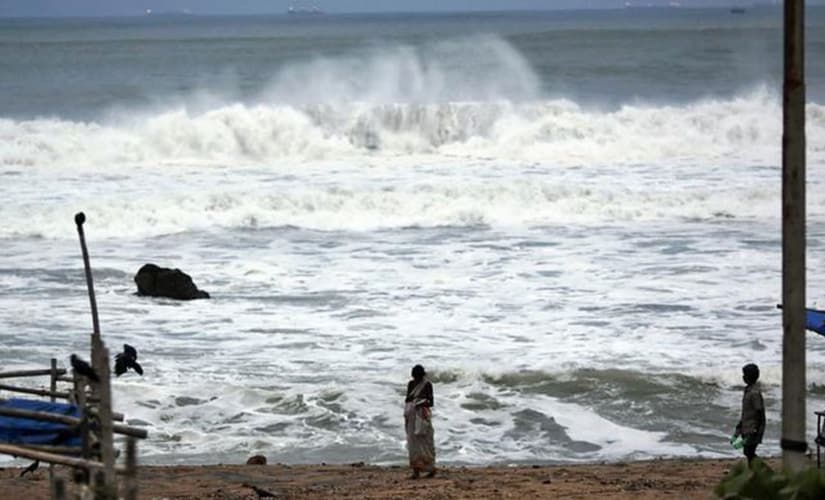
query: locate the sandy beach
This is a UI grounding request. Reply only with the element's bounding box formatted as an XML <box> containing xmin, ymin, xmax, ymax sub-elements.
<box><xmin>0</xmin><ymin>457</ymin><xmax>770</xmax><ymax>499</ymax></box>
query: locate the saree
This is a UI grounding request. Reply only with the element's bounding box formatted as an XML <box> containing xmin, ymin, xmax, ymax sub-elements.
<box><xmin>404</xmin><ymin>380</ymin><xmax>435</xmax><ymax>472</ymax></box>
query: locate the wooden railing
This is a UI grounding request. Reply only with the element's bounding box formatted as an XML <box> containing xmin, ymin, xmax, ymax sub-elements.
<box><xmin>0</xmin><ymin>355</ymin><xmax>148</xmax><ymax>499</ymax></box>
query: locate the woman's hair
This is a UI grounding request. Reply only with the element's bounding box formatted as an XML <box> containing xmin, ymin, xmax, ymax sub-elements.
<box><xmin>411</xmin><ymin>364</ymin><xmax>426</xmax><ymax>380</ymax></box>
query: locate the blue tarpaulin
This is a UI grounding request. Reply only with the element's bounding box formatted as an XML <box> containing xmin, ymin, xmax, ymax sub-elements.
<box><xmin>0</xmin><ymin>398</ymin><xmax>82</xmax><ymax>447</ymax></box>
<box><xmin>805</xmin><ymin>308</ymin><xmax>825</xmax><ymax>336</ymax></box>
<box><xmin>776</xmin><ymin>305</ymin><xmax>825</xmax><ymax>336</ymax></box>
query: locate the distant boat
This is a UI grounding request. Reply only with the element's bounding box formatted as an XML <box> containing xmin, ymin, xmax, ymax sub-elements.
<box><xmin>730</xmin><ymin>7</ymin><xmax>746</xmax><ymax>14</ymax></box>
<box><xmin>287</xmin><ymin>5</ymin><xmax>324</xmax><ymax>16</ymax></box>
<box><xmin>144</xmin><ymin>8</ymin><xmax>194</xmax><ymax>17</ymax></box>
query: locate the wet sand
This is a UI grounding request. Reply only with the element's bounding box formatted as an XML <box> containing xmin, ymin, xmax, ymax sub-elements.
<box><xmin>0</xmin><ymin>456</ymin><xmax>770</xmax><ymax>499</ymax></box>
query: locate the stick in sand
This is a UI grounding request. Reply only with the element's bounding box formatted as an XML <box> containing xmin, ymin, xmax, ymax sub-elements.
<box><xmin>75</xmin><ymin>212</ymin><xmax>118</xmax><ymax>493</ymax></box>
<box><xmin>74</xmin><ymin>212</ymin><xmax>101</xmax><ymax>338</ymax></box>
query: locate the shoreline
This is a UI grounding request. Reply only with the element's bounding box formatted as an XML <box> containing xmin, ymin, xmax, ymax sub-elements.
<box><xmin>0</xmin><ymin>456</ymin><xmax>773</xmax><ymax>499</ymax></box>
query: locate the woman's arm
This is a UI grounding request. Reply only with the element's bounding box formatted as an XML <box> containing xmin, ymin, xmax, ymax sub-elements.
<box><xmin>405</xmin><ymin>380</ymin><xmax>414</xmax><ymax>402</ymax></box>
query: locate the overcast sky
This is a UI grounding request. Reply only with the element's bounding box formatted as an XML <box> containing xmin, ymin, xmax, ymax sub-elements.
<box><xmin>0</xmin><ymin>0</ymin><xmax>806</xmax><ymax>18</ymax></box>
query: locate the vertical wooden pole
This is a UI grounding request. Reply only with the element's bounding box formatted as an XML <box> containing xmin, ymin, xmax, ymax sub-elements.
<box><xmin>92</xmin><ymin>337</ymin><xmax>116</xmax><ymax>497</ymax></box>
<box><xmin>74</xmin><ymin>373</ymin><xmax>89</xmax><ymax>459</ymax></box>
<box><xmin>52</xmin><ymin>477</ymin><xmax>66</xmax><ymax>500</ymax></box>
<box><xmin>124</xmin><ymin>437</ymin><xmax>138</xmax><ymax>500</ymax></box>
<box><xmin>49</xmin><ymin>358</ymin><xmax>57</xmax><ymax>486</ymax></box>
<box><xmin>75</xmin><ymin>212</ymin><xmax>115</xmax><ymax>495</ymax></box>
<box><xmin>73</xmin><ymin>371</ymin><xmax>91</xmax><ymax>492</ymax></box>
<box><xmin>49</xmin><ymin>359</ymin><xmax>57</xmax><ymax>401</ymax></box>
<box><xmin>74</xmin><ymin>212</ymin><xmax>100</xmax><ymax>343</ymax></box>
<box><xmin>781</xmin><ymin>0</ymin><xmax>807</xmax><ymax>473</ymax></box>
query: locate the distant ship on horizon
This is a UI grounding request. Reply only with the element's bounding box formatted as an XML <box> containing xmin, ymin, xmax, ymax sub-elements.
<box><xmin>287</xmin><ymin>5</ymin><xmax>324</xmax><ymax>16</ymax></box>
<box><xmin>623</xmin><ymin>2</ymin><xmax>682</xmax><ymax>8</ymax></box>
<box><xmin>144</xmin><ymin>8</ymin><xmax>194</xmax><ymax>17</ymax></box>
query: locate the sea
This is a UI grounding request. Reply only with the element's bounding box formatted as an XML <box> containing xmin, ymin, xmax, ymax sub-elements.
<box><xmin>2</xmin><ymin>7</ymin><xmax>825</xmax><ymax>466</ymax></box>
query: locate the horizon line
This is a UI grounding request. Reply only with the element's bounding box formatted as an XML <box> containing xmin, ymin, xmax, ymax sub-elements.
<box><xmin>0</xmin><ymin>4</ymin><xmax>798</xmax><ymax>21</ymax></box>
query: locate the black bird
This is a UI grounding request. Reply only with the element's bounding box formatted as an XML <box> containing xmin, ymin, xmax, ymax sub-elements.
<box><xmin>70</xmin><ymin>354</ymin><xmax>99</xmax><ymax>382</ymax></box>
<box><xmin>19</xmin><ymin>460</ymin><xmax>39</xmax><ymax>477</ymax></box>
<box><xmin>114</xmin><ymin>343</ymin><xmax>143</xmax><ymax>377</ymax></box>
<box><xmin>242</xmin><ymin>483</ymin><xmax>277</xmax><ymax>498</ymax></box>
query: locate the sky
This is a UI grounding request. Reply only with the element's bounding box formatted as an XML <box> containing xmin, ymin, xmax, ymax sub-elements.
<box><xmin>0</xmin><ymin>0</ymin><xmax>805</xmax><ymax>18</ymax></box>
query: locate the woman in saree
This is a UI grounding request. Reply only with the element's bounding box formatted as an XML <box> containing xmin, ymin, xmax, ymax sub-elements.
<box><xmin>404</xmin><ymin>364</ymin><xmax>435</xmax><ymax>479</ymax></box>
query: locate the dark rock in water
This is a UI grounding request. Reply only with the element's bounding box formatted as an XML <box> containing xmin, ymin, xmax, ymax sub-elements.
<box><xmin>134</xmin><ymin>263</ymin><xmax>210</xmax><ymax>300</ymax></box>
<box><xmin>246</xmin><ymin>455</ymin><xmax>267</xmax><ymax>465</ymax></box>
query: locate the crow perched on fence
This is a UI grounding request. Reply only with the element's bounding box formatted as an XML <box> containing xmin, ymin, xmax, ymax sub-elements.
<box><xmin>70</xmin><ymin>354</ymin><xmax>99</xmax><ymax>382</ymax></box>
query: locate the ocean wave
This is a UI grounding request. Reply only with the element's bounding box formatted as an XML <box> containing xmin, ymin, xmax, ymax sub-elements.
<box><xmin>0</xmin><ymin>178</ymin><xmax>783</xmax><ymax>239</ymax></box>
<box><xmin>1</xmin><ymin>87</ymin><xmax>819</xmax><ymax>169</ymax></box>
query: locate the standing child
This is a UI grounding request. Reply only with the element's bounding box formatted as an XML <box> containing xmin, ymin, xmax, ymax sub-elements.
<box><xmin>733</xmin><ymin>363</ymin><xmax>766</xmax><ymax>466</ymax></box>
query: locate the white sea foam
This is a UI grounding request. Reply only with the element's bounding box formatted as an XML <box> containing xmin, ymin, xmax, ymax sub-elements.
<box><xmin>2</xmin><ymin>89</ymin><xmax>820</xmax><ymax>171</ymax></box>
<box><xmin>0</xmin><ymin>177</ymin><xmax>788</xmax><ymax>239</ymax></box>
<box><xmin>4</xmin><ymin>87</ymin><xmax>825</xmax><ymax>239</ymax></box>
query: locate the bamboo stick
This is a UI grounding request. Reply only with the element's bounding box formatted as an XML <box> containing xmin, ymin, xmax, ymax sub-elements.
<box><xmin>74</xmin><ymin>213</ymin><xmax>101</xmax><ymax>344</ymax></box>
<box><xmin>124</xmin><ymin>437</ymin><xmax>138</xmax><ymax>500</ymax></box>
<box><xmin>52</xmin><ymin>477</ymin><xmax>66</xmax><ymax>500</ymax></box>
<box><xmin>0</xmin><ymin>383</ymin><xmax>73</xmax><ymax>399</ymax></box>
<box><xmin>0</xmin><ymin>443</ymin><xmax>128</xmax><ymax>473</ymax></box>
<box><xmin>74</xmin><ymin>371</ymin><xmax>90</xmax><ymax>473</ymax></box>
<box><xmin>0</xmin><ymin>369</ymin><xmax>67</xmax><ymax>379</ymax></box>
<box><xmin>76</xmin><ymin>213</ymin><xmax>106</xmax><ymax>495</ymax></box>
<box><xmin>0</xmin><ymin>386</ymin><xmax>113</xmax><ymax>410</ymax></box>
<box><xmin>92</xmin><ymin>339</ymin><xmax>116</xmax><ymax>494</ymax></box>
<box><xmin>25</xmin><ymin>444</ymin><xmax>83</xmax><ymax>454</ymax></box>
<box><xmin>0</xmin><ymin>407</ymin><xmax>148</xmax><ymax>439</ymax></box>
<box><xmin>50</xmin><ymin>359</ymin><xmax>58</xmax><ymax>402</ymax></box>
<box><xmin>94</xmin><ymin>408</ymin><xmax>124</xmax><ymax>422</ymax></box>
<box><xmin>50</xmin><ymin>358</ymin><xmax>57</xmax><ymax>491</ymax></box>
